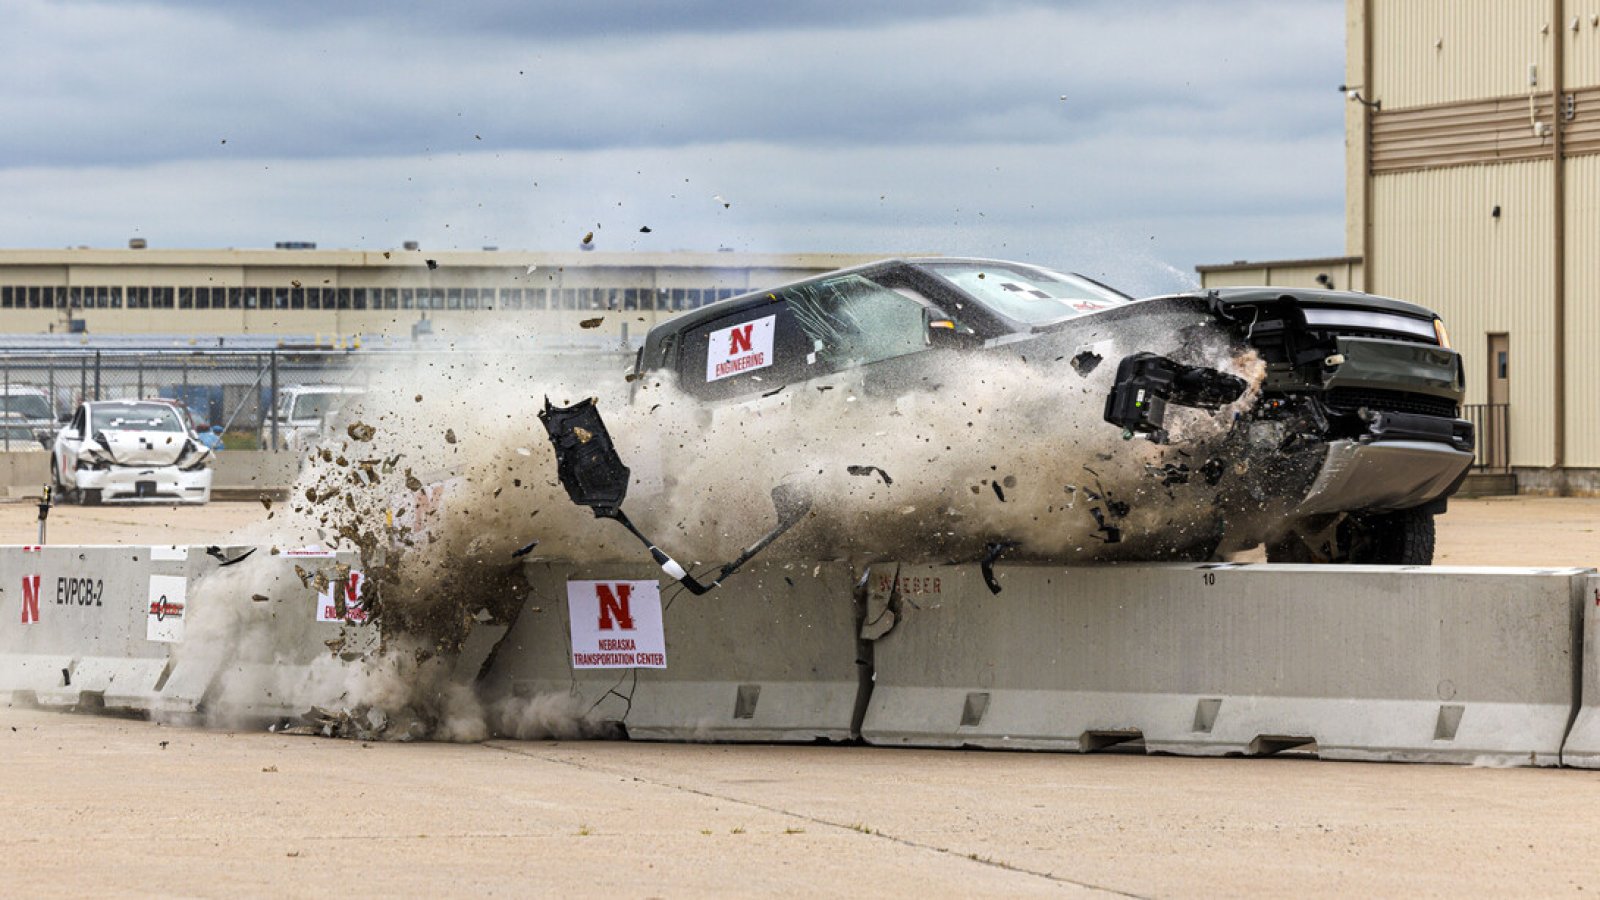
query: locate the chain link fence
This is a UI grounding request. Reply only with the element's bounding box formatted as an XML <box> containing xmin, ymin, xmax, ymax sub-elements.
<box><xmin>0</xmin><ymin>348</ymin><xmax>632</xmax><ymax>452</ymax></box>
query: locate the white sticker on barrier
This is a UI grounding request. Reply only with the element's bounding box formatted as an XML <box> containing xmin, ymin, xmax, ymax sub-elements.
<box><xmin>566</xmin><ymin>580</ymin><xmax>666</xmax><ymax>669</ymax></box>
<box><xmin>146</xmin><ymin>575</ymin><xmax>188</xmax><ymax>643</ymax></box>
<box><xmin>283</xmin><ymin>547</ymin><xmax>335</xmax><ymax>558</ymax></box>
<box><xmin>150</xmin><ymin>545</ymin><xmax>186</xmax><ymax>561</ymax></box>
<box><xmin>705</xmin><ymin>315</ymin><xmax>775</xmax><ymax>383</ymax></box>
<box><xmin>19</xmin><ymin>573</ymin><xmax>41</xmax><ymax>625</ymax></box>
<box><xmin>316</xmin><ymin>570</ymin><xmax>369</xmax><ymax>624</ymax></box>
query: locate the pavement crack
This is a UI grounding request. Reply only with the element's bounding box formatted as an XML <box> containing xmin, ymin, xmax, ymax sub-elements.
<box><xmin>483</xmin><ymin>741</ymin><xmax>1146</xmax><ymax>897</ymax></box>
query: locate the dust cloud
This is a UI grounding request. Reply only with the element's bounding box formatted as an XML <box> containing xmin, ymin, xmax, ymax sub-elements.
<box><xmin>180</xmin><ymin>306</ymin><xmax>1266</xmax><ymax>740</ymax></box>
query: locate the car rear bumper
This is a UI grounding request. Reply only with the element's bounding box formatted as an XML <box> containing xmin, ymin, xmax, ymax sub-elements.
<box><xmin>73</xmin><ymin>465</ymin><xmax>213</xmax><ymax>504</ymax></box>
<box><xmin>1293</xmin><ymin>439</ymin><xmax>1473</xmax><ymax>517</ymax></box>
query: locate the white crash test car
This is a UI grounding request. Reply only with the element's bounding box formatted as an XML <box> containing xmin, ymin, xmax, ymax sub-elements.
<box><xmin>52</xmin><ymin>400</ymin><xmax>214</xmax><ymax>504</ymax></box>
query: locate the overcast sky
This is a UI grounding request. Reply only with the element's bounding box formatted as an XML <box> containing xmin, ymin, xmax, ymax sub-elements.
<box><xmin>0</xmin><ymin>0</ymin><xmax>1347</xmax><ymax>294</ymax></box>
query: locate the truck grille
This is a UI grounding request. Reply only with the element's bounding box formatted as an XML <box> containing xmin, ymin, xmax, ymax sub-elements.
<box><xmin>1325</xmin><ymin>388</ymin><xmax>1457</xmax><ymax>419</ymax></box>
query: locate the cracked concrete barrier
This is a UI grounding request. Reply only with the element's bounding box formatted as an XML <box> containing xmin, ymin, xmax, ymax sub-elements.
<box><xmin>483</xmin><ymin>560</ymin><xmax>861</xmax><ymax>741</ymax></box>
<box><xmin>1557</xmin><ymin>574</ymin><xmax>1600</xmax><ymax>767</ymax></box>
<box><xmin>158</xmin><ymin>546</ymin><xmax>385</xmax><ymax>721</ymax></box>
<box><xmin>860</xmin><ymin>563</ymin><xmax>1591</xmax><ymax>766</ymax></box>
<box><xmin>0</xmin><ymin>544</ymin><xmax>198</xmax><ymax>711</ymax></box>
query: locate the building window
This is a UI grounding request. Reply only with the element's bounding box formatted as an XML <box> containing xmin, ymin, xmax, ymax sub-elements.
<box><xmin>446</xmin><ymin>288</ymin><xmax>462</xmax><ymax>310</ymax></box>
<box><xmin>383</xmin><ymin>288</ymin><xmax>399</xmax><ymax>310</ymax></box>
<box><xmin>463</xmin><ymin>288</ymin><xmax>480</xmax><ymax>310</ymax></box>
<box><xmin>127</xmin><ymin>286</ymin><xmax>150</xmax><ymax>309</ymax></box>
<box><xmin>152</xmin><ymin>287</ymin><xmax>174</xmax><ymax>309</ymax></box>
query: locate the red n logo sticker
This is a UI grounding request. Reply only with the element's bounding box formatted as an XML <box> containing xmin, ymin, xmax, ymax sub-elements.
<box><xmin>729</xmin><ymin>324</ymin><xmax>754</xmax><ymax>355</ymax></box>
<box><xmin>596</xmin><ymin>583</ymin><xmax>635</xmax><ymax>630</ymax></box>
<box><xmin>20</xmin><ymin>574</ymin><xmax>40</xmax><ymax>625</ymax></box>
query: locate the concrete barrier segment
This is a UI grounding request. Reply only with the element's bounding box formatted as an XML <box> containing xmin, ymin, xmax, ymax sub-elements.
<box><xmin>0</xmin><ymin>544</ymin><xmax>196</xmax><ymax>710</ymax></box>
<box><xmin>861</xmin><ymin>563</ymin><xmax>1592</xmax><ymax>766</ymax></box>
<box><xmin>482</xmin><ymin>560</ymin><xmax>860</xmax><ymax>741</ymax></box>
<box><xmin>1559</xmin><ymin>574</ymin><xmax>1600</xmax><ymax>767</ymax></box>
<box><xmin>162</xmin><ymin>547</ymin><xmax>379</xmax><ymax>723</ymax></box>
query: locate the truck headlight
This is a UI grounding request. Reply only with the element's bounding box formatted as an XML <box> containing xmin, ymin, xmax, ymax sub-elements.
<box><xmin>1433</xmin><ymin>318</ymin><xmax>1452</xmax><ymax>349</ymax></box>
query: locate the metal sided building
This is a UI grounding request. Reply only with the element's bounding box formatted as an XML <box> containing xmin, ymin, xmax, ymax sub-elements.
<box><xmin>0</xmin><ymin>248</ymin><xmax>891</xmax><ymax>345</ymax></box>
<box><xmin>1201</xmin><ymin>0</ymin><xmax>1600</xmax><ymax>493</ymax></box>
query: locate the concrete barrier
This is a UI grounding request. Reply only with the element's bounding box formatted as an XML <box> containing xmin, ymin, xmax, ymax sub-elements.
<box><xmin>860</xmin><ymin>563</ymin><xmax>1590</xmax><ymax>766</ymax></box>
<box><xmin>0</xmin><ymin>544</ymin><xmax>382</xmax><ymax>719</ymax></box>
<box><xmin>0</xmin><ymin>544</ymin><xmax>197</xmax><ymax>710</ymax></box>
<box><xmin>166</xmin><ymin>547</ymin><xmax>379</xmax><ymax>721</ymax></box>
<box><xmin>482</xmin><ymin>561</ymin><xmax>861</xmax><ymax>741</ymax></box>
<box><xmin>1557</xmin><ymin>574</ymin><xmax>1600</xmax><ymax>767</ymax></box>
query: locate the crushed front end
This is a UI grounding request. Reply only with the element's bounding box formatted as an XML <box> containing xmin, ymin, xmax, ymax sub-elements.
<box><xmin>1206</xmin><ymin>288</ymin><xmax>1472</xmax><ymax>561</ymax></box>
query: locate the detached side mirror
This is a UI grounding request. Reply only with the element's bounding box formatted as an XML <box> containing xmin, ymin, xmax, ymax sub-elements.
<box><xmin>924</xmin><ymin>307</ymin><xmax>980</xmax><ymax>350</ymax></box>
<box><xmin>35</xmin><ymin>432</ymin><xmax>53</xmax><ymax>450</ymax></box>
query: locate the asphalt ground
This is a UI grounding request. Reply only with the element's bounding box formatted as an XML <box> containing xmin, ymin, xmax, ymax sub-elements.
<box><xmin>2</xmin><ymin>497</ymin><xmax>1599</xmax><ymax>896</ymax></box>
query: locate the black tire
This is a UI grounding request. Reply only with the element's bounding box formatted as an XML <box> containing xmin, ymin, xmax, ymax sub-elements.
<box><xmin>50</xmin><ymin>460</ymin><xmax>74</xmax><ymax>504</ymax></box>
<box><xmin>1347</xmin><ymin>508</ymin><xmax>1435</xmax><ymax>565</ymax></box>
<box><xmin>80</xmin><ymin>488</ymin><xmax>102</xmax><ymax>506</ymax></box>
<box><xmin>1265</xmin><ymin>534</ymin><xmax>1316</xmax><ymax>563</ymax></box>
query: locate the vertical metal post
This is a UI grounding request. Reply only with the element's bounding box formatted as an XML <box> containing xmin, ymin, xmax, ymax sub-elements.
<box><xmin>137</xmin><ymin>355</ymin><xmax>144</xmax><ymax>398</ymax></box>
<box><xmin>1551</xmin><ymin>0</ymin><xmax>1567</xmax><ymax>476</ymax></box>
<box><xmin>3</xmin><ymin>357</ymin><xmax>10</xmax><ymax>451</ymax></box>
<box><xmin>47</xmin><ymin>363</ymin><xmax>55</xmax><ymax>425</ymax></box>
<box><xmin>269</xmin><ymin>350</ymin><xmax>279</xmax><ymax>451</ymax></box>
<box><xmin>93</xmin><ymin>351</ymin><xmax>102</xmax><ymax>400</ymax></box>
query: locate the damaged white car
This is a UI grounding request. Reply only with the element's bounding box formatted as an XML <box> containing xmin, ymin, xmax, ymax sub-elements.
<box><xmin>51</xmin><ymin>400</ymin><xmax>214</xmax><ymax>504</ymax></box>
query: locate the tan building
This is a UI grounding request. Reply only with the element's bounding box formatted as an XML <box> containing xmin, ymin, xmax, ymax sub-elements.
<box><xmin>1201</xmin><ymin>0</ymin><xmax>1600</xmax><ymax>492</ymax></box>
<box><xmin>0</xmin><ymin>248</ymin><xmax>896</xmax><ymax>345</ymax></box>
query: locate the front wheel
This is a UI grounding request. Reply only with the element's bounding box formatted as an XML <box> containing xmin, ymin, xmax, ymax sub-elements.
<box><xmin>1267</xmin><ymin>508</ymin><xmax>1436</xmax><ymax>565</ymax></box>
<box><xmin>50</xmin><ymin>459</ymin><xmax>75</xmax><ymax>504</ymax></box>
<box><xmin>1346</xmin><ymin>508</ymin><xmax>1435</xmax><ymax>565</ymax></box>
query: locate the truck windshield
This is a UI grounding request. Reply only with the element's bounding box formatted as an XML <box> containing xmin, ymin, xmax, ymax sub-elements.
<box><xmin>922</xmin><ymin>261</ymin><xmax>1128</xmax><ymax>326</ymax></box>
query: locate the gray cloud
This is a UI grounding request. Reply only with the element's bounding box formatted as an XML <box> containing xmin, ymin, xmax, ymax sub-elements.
<box><xmin>0</xmin><ymin>0</ymin><xmax>1347</xmax><ymax>283</ymax></box>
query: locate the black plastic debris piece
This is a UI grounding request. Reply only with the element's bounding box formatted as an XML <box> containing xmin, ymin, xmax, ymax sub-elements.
<box><xmin>539</xmin><ymin>398</ymin><xmax>630</xmax><ymax>517</ymax></box>
<box><xmin>205</xmin><ymin>545</ymin><xmax>258</xmax><ymax>567</ymax></box>
<box><xmin>1106</xmin><ymin>498</ymin><xmax>1131</xmax><ymax>518</ymax></box>
<box><xmin>1200</xmin><ymin>457</ymin><xmax>1226</xmax><ymax>486</ymax></box>
<box><xmin>1103</xmin><ymin>352</ymin><xmax>1247</xmax><ymax>443</ymax></box>
<box><xmin>425</xmin><ymin>259</ymin><xmax>438</xmax><ymax>270</ymax></box>
<box><xmin>511</xmin><ymin>540</ymin><xmax>540</xmax><ymax>558</ymax></box>
<box><xmin>980</xmin><ymin>541</ymin><xmax>1018</xmax><ymax>594</ymax></box>
<box><xmin>1147</xmin><ymin>463</ymin><xmax>1191</xmax><ymax>486</ymax></box>
<box><xmin>761</xmin><ymin>385</ymin><xmax>785</xmax><ymax>398</ymax></box>
<box><xmin>1070</xmin><ymin>350</ymin><xmax>1103</xmax><ymax>377</ymax></box>
<box><xmin>579</xmin><ymin>317</ymin><xmax>604</xmax><ymax>329</ymax></box>
<box><xmin>639</xmin><ymin>226</ymin><xmax>652</xmax><ymax>233</ymax></box>
<box><xmin>1090</xmin><ymin>507</ymin><xmax>1122</xmax><ymax>544</ymax></box>
<box><xmin>847</xmin><ymin>465</ymin><xmax>893</xmax><ymax>485</ymax></box>
<box><xmin>991</xmin><ymin>481</ymin><xmax>1006</xmax><ymax>502</ymax></box>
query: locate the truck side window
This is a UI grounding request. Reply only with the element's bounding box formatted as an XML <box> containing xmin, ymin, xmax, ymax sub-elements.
<box><xmin>677</xmin><ymin>302</ymin><xmax>811</xmax><ymax>401</ymax></box>
<box><xmin>781</xmin><ymin>274</ymin><xmax>929</xmax><ymax>372</ymax></box>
